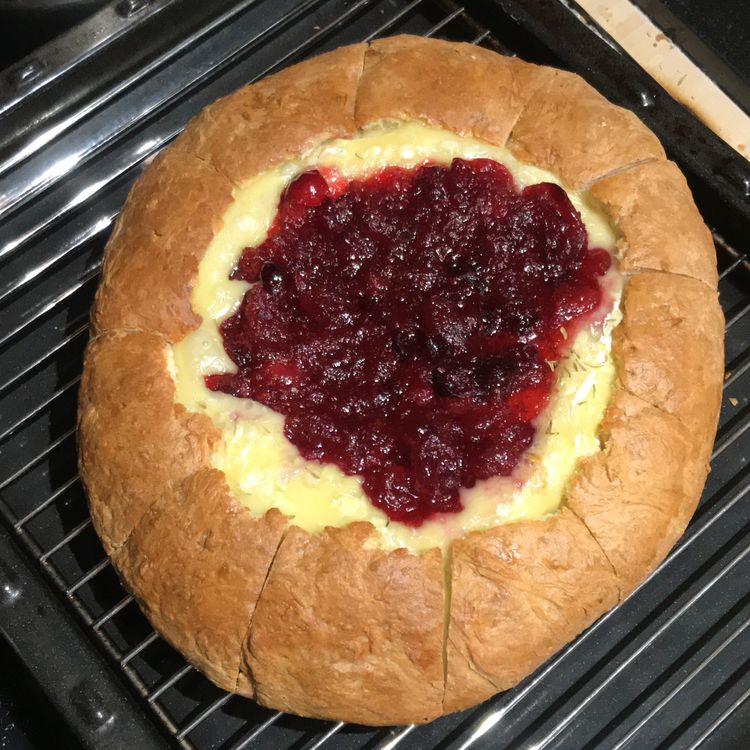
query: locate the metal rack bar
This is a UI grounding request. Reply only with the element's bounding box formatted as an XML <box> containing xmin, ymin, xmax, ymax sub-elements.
<box><xmin>712</xmin><ymin>417</ymin><xmax>750</xmax><ymax>459</ymax></box>
<box><xmin>147</xmin><ymin>664</ymin><xmax>194</xmax><ymax>703</ymax></box>
<box><xmin>228</xmin><ymin>712</ymin><xmax>283</xmax><ymax>750</ymax></box>
<box><xmin>13</xmin><ymin>475</ymin><xmax>80</xmax><ymax>529</ymax></box>
<box><xmin>92</xmin><ymin>596</ymin><xmax>134</xmax><ymax>631</ymax></box>
<box><xmin>423</xmin><ymin>6</ymin><xmax>465</xmax><ymax>35</ymax></box>
<box><xmin>120</xmin><ymin>632</ymin><xmax>160</xmax><ymax>666</ymax></box>
<box><xmin>69</xmin><ymin>559</ymin><xmax>113</xmax><ymax>596</ymax></box>
<box><xmin>0</xmin><ymin>426</ymin><xmax>76</xmax><ymax>493</ymax></box>
<box><xmin>686</xmin><ymin>682</ymin><xmax>750</xmax><ymax>750</ymax></box>
<box><xmin>39</xmin><ymin>518</ymin><xmax>92</xmax><ymax>562</ymax></box>
<box><xmin>0</xmin><ymin>272</ymin><xmax>98</xmax><ymax>351</ymax></box>
<box><xmin>176</xmin><ymin>694</ymin><xmax>233</xmax><ymax>740</ymax></box>
<box><xmin>377</xmin><ymin>725</ymin><xmax>416</xmax><ymax>749</ymax></box>
<box><xmin>0</xmin><ymin>322</ymin><xmax>88</xmax><ymax>397</ymax></box>
<box><xmin>724</xmin><ymin>356</ymin><xmax>750</xmax><ymax>390</ymax></box>
<box><xmin>0</xmin><ymin>376</ymin><xmax>80</xmax><ymax>445</ymax></box>
<box><xmin>609</xmin><ymin>615</ymin><xmax>750</xmax><ymax>750</ymax></box>
<box><xmin>725</xmin><ymin>300</ymin><xmax>750</xmax><ymax>330</ymax></box>
<box><xmin>713</xmin><ymin>231</ymin><xmax>748</xmax><ymax>264</ymax></box>
<box><xmin>363</xmin><ymin>0</ymin><xmax>426</xmax><ymax>41</ymax></box>
<box><xmin>471</xmin><ymin>28</ymin><xmax>491</xmax><ymax>44</ymax></box>
<box><xmin>719</xmin><ymin>256</ymin><xmax>744</xmax><ymax>280</ymax></box>
<box><xmin>300</xmin><ymin>722</ymin><xmax>345</xmax><ymax>750</ymax></box>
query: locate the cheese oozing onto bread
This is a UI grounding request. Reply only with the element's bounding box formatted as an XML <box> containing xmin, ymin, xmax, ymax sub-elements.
<box><xmin>171</xmin><ymin>120</ymin><xmax>620</xmax><ymax>552</ymax></box>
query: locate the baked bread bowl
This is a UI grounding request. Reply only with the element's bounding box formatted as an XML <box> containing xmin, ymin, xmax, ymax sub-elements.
<box><xmin>78</xmin><ymin>36</ymin><xmax>724</xmax><ymax>725</ymax></box>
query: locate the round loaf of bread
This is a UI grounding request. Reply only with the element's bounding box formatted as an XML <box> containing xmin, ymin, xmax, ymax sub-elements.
<box><xmin>78</xmin><ymin>35</ymin><xmax>724</xmax><ymax>725</ymax></box>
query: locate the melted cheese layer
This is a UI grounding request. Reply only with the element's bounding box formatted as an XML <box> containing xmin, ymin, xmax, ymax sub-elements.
<box><xmin>171</xmin><ymin>121</ymin><xmax>620</xmax><ymax>552</ymax></box>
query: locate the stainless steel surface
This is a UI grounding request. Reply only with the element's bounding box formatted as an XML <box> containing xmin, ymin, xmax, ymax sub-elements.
<box><xmin>0</xmin><ymin>0</ymin><xmax>176</xmax><ymax>116</ymax></box>
<box><xmin>0</xmin><ymin>0</ymin><xmax>262</xmax><ymax>193</ymax></box>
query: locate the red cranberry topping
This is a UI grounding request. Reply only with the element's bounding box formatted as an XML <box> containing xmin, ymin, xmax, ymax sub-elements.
<box><xmin>206</xmin><ymin>159</ymin><xmax>611</xmax><ymax>525</ymax></box>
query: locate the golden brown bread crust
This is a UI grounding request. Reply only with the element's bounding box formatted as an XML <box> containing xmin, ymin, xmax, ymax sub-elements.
<box><xmin>566</xmin><ymin>387</ymin><xmax>704</xmax><ymax>596</ymax></box>
<box><xmin>91</xmin><ymin>149</ymin><xmax>235</xmax><ymax>341</ymax></box>
<box><xmin>177</xmin><ymin>44</ymin><xmax>366</xmax><ymax>187</ymax></box>
<box><xmin>445</xmin><ymin>508</ymin><xmax>619</xmax><ymax>712</ymax></box>
<box><xmin>508</xmin><ymin>68</ymin><xmax>665</xmax><ymax>188</ymax></box>
<box><xmin>244</xmin><ymin>524</ymin><xmax>445</xmax><ymax>725</ymax></box>
<box><xmin>78</xmin><ymin>36</ymin><xmax>724</xmax><ymax>724</ymax></box>
<box><xmin>589</xmin><ymin>161</ymin><xmax>718</xmax><ymax>288</ymax></box>
<box><xmin>613</xmin><ymin>273</ymin><xmax>724</xmax><ymax>468</ymax></box>
<box><xmin>114</xmin><ymin>470</ymin><xmax>287</xmax><ymax>694</ymax></box>
<box><xmin>78</xmin><ymin>330</ymin><xmax>219</xmax><ymax>553</ymax></box>
<box><xmin>355</xmin><ymin>36</ymin><xmax>551</xmax><ymax>145</ymax></box>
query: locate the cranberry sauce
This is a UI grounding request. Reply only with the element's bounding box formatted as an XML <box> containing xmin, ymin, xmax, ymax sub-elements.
<box><xmin>206</xmin><ymin>159</ymin><xmax>612</xmax><ymax>525</ymax></box>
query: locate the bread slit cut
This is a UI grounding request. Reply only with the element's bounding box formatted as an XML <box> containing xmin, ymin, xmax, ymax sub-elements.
<box><xmin>78</xmin><ymin>330</ymin><xmax>218</xmax><ymax>552</ymax></box>
<box><xmin>444</xmin><ymin>507</ymin><xmax>620</xmax><ymax>713</ymax></box>
<box><xmin>355</xmin><ymin>35</ymin><xmax>552</xmax><ymax>148</ymax></box>
<box><xmin>113</xmin><ymin>469</ymin><xmax>287</xmax><ymax>694</ymax></box>
<box><xmin>508</xmin><ymin>68</ymin><xmax>666</xmax><ymax>189</ymax></box>
<box><xmin>176</xmin><ymin>44</ymin><xmax>365</xmax><ymax>189</ymax></box>
<box><xmin>236</xmin><ymin>523</ymin><xmax>291</xmax><ymax>697</ymax></box>
<box><xmin>590</xmin><ymin>161</ymin><xmax>719</xmax><ymax>288</ymax></box>
<box><xmin>567</xmin><ymin>386</ymin><xmax>708</xmax><ymax>596</ymax></box>
<box><xmin>244</xmin><ymin>524</ymin><xmax>445</xmax><ymax>725</ymax></box>
<box><xmin>613</xmin><ymin>272</ymin><xmax>724</xmax><ymax>469</ymax></box>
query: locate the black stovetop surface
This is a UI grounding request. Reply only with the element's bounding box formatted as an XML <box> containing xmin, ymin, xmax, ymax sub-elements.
<box><xmin>0</xmin><ymin>646</ymin><xmax>77</xmax><ymax>750</ymax></box>
<box><xmin>660</xmin><ymin>0</ymin><xmax>750</xmax><ymax>82</ymax></box>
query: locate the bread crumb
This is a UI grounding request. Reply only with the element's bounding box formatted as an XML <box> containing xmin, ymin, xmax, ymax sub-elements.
<box><xmin>729</xmin><ymin>397</ymin><xmax>738</xmax><ymax>407</ymax></box>
<box><xmin>725</xmin><ymin>371</ymin><xmax>732</xmax><ymax>381</ymax></box>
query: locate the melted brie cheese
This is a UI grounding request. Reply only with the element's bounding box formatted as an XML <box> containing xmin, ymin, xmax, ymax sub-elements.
<box><xmin>171</xmin><ymin>120</ymin><xmax>620</xmax><ymax>552</ymax></box>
